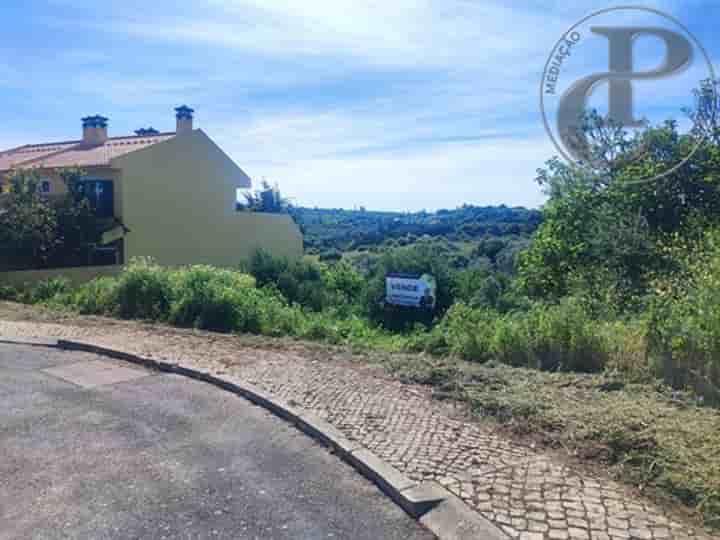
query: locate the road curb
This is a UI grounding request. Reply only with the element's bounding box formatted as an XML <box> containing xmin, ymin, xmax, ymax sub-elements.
<box><xmin>0</xmin><ymin>336</ymin><xmax>60</xmax><ymax>348</ymax></box>
<box><xmin>4</xmin><ymin>336</ymin><xmax>506</xmax><ymax>540</ymax></box>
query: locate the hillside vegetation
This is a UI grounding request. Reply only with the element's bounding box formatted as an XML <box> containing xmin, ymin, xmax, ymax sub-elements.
<box><xmin>4</xmin><ymin>80</ymin><xmax>720</xmax><ymax>527</ymax></box>
<box><xmin>292</xmin><ymin>204</ymin><xmax>540</xmax><ymax>255</ymax></box>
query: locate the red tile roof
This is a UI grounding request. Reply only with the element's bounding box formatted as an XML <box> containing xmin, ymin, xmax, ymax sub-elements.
<box><xmin>0</xmin><ymin>133</ymin><xmax>176</xmax><ymax>172</ymax></box>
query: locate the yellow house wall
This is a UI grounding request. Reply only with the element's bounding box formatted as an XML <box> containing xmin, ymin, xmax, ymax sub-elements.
<box><xmin>111</xmin><ymin>129</ymin><xmax>303</xmax><ymax>267</ymax></box>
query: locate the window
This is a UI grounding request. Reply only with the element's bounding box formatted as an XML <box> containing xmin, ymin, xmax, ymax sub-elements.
<box><xmin>40</xmin><ymin>180</ymin><xmax>51</xmax><ymax>194</ymax></box>
<box><xmin>76</xmin><ymin>179</ymin><xmax>114</xmax><ymax>218</ymax></box>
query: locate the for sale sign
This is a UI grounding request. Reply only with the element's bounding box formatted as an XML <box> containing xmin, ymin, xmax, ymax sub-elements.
<box><xmin>385</xmin><ymin>273</ymin><xmax>437</xmax><ymax>309</ymax></box>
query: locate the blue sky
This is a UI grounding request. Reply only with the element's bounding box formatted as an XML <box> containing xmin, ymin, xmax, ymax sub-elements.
<box><xmin>0</xmin><ymin>1</ymin><xmax>718</xmax><ymax>211</ymax></box>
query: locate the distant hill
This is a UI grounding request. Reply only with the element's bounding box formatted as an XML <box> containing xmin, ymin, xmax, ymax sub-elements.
<box><xmin>290</xmin><ymin>205</ymin><xmax>542</xmax><ymax>254</ymax></box>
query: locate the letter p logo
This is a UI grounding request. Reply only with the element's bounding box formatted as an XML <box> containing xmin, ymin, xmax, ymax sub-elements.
<box><xmin>558</xmin><ymin>26</ymin><xmax>693</xmax><ymax>163</ymax></box>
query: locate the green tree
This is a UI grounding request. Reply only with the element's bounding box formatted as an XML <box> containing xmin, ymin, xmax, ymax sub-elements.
<box><xmin>238</xmin><ymin>180</ymin><xmax>290</xmax><ymax>213</ymax></box>
<box><xmin>51</xmin><ymin>169</ymin><xmax>105</xmax><ymax>266</ymax></box>
<box><xmin>0</xmin><ymin>168</ymin><xmax>110</xmax><ymax>269</ymax></box>
<box><xmin>519</xmin><ymin>93</ymin><xmax>720</xmax><ymax>308</ymax></box>
<box><xmin>0</xmin><ymin>170</ymin><xmax>59</xmax><ymax>267</ymax></box>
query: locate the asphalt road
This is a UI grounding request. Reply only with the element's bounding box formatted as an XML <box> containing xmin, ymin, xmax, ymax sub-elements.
<box><xmin>0</xmin><ymin>343</ymin><xmax>434</xmax><ymax>540</ymax></box>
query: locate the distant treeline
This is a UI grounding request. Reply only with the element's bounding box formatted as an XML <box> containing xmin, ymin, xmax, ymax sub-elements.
<box><xmin>290</xmin><ymin>205</ymin><xmax>542</xmax><ymax>253</ymax></box>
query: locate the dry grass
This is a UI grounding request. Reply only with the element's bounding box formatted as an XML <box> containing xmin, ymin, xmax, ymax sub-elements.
<box><xmin>384</xmin><ymin>353</ymin><xmax>720</xmax><ymax>528</ymax></box>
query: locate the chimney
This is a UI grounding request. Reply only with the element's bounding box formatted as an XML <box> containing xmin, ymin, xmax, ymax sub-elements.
<box><xmin>175</xmin><ymin>105</ymin><xmax>194</xmax><ymax>135</ymax></box>
<box><xmin>82</xmin><ymin>115</ymin><xmax>109</xmax><ymax>145</ymax></box>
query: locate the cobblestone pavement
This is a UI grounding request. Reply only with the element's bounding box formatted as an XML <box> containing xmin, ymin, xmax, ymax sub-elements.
<box><xmin>0</xmin><ymin>317</ymin><xmax>715</xmax><ymax>540</ymax></box>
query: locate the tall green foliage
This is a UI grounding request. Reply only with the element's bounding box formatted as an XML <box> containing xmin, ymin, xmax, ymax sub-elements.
<box><xmin>0</xmin><ymin>171</ymin><xmax>60</xmax><ymax>267</ymax></box>
<box><xmin>238</xmin><ymin>181</ymin><xmax>289</xmax><ymax>213</ymax></box>
<box><xmin>647</xmin><ymin>230</ymin><xmax>720</xmax><ymax>403</ymax></box>
<box><xmin>519</xmin><ymin>108</ymin><xmax>720</xmax><ymax>311</ymax></box>
<box><xmin>0</xmin><ymin>168</ymin><xmax>108</xmax><ymax>269</ymax></box>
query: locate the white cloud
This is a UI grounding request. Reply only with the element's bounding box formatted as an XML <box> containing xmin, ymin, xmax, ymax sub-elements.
<box><xmin>212</xmin><ymin>107</ymin><xmax>551</xmax><ymax>210</ymax></box>
<box><xmin>15</xmin><ymin>0</ymin><xmax>710</xmax><ymax>210</ymax></box>
<box><xmin>243</xmin><ymin>136</ymin><xmax>551</xmax><ymax>211</ymax></box>
<box><xmin>209</xmin><ymin>106</ymin><xmax>524</xmax><ymax>165</ymax></box>
<box><xmin>114</xmin><ymin>0</ymin><xmax>568</xmax><ymax>70</ymax></box>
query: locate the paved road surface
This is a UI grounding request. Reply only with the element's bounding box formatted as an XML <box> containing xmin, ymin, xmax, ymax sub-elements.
<box><xmin>0</xmin><ymin>344</ymin><xmax>434</xmax><ymax>540</ymax></box>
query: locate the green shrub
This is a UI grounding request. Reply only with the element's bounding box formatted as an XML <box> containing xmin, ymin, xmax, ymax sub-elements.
<box><xmin>247</xmin><ymin>249</ymin><xmax>328</xmax><ymax>311</ymax></box>
<box><xmin>0</xmin><ymin>285</ymin><xmax>18</xmax><ymax>301</ymax></box>
<box><xmin>246</xmin><ymin>248</ymin><xmax>287</xmax><ymax>285</ymax></box>
<box><xmin>256</xmin><ymin>295</ymin><xmax>306</xmax><ymax>337</ymax></box>
<box><xmin>426</xmin><ymin>299</ymin><xmax>607</xmax><ymax>372</ymax></box>
<box><xmin>114</xmin><ymin>258</ymin><xmax>172</xmax><ymax>320</ymax></box>
<box><xmin>296</xmin><ymin>311</ymin><xmax>404</xmax><ymax>350</ymax></box>
<box><xmin>319</xmin><ymin>249</ymin><xmax>342</xmax><ymax>262</ymax></box>
<box><xmin>403</xmin><ymin>327</ymin><xmax>450</xmax><ymax>356</ymax></box>
<box><xmin>23</xmin><ymin>277</ymin><xmax>71</xmax><ymax>304</ymax></box>
<box><xmin>168</xmin><ymin>265</ymin><xmax>255</xmax><ymax>331</ymax></box>
<box><xmin>166</xmin><ymin>263</ymin><xmax>302</xmax><ymax>335</ymax></box>
<box><xmin>601</xmin><ymin>320</ymin><xmax>650</xmax><ymax>381</ymax></box>
<box><xmin>434</xmin><ymin>303</ymin><xmax>496</xmax><ymax>361</ymax></box>
<box><xmin>452</xmin><ymin>267</ymin><xmax>491</xmax><ymax>305</ymax></box>
<box><xmin>169</xmin><ymin>267</ymin><xmax>238</xmax><ymax>331</ymax></box>
<box><xmin>647</xmin><ymin>230</ymin><xmax>720</xmax><ymax>403</ymax></box>
<box><xmin>71</xmin><ymin>277</ymin><xmax>119</xmax><ymax>315</ymax></box>
<box><xmin>505</xmin><ymin>299</ymin><xmax>607</xmax><ymax>372</ymax></box>
<box><xmin>321</xmin><ymin>261</ymin><xmax>365</xmax><ymax>316</ymax></box>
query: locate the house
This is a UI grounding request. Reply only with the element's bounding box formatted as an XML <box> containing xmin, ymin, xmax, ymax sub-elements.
<box><xmin>0</xmin><ymin>107</ymin><xmax>303</xmax><ymax>268</ymax></box>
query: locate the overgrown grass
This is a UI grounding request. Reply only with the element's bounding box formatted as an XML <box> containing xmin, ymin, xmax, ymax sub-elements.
<box><xmin>17</xmin><ymin>259</ymin><xmax>402</xmax><ymax>349</ymax></box>
<box><xmin>0</xmin><ymin>259</ymin><xmax>670</xmax><ymax>379</ymax></box>
<box><xmin>408</xmin><ymin>299</ymin><xmax>615</xmax><ymax>373</ymax></box>
<box><xmin>645</xmin><ymin>230</ymin><xmax>720</xmax><ymax>404</ymax></box>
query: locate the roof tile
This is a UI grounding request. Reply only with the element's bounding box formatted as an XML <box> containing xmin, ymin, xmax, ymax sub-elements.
<box><xmin>0</xmin><ymin>133</ymin><xmax>176</xmax><ymax>172</ymax></box>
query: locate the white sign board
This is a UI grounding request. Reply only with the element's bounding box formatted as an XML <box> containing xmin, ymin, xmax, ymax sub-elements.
<box><xmin>385</xmin><ymin>274</ymin><xmax>437</xmax><ymax>309</ymax></box>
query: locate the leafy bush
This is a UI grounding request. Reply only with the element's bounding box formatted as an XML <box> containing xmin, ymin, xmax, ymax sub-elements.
<box><xmin>22</xmin><ymin>277</ymin><xmax>71</xmax><ymax>304</ymax></box>
<box><xmin>319</xmin><ymin>249</ymin><xmax>342</xmax><ymax>262</ymax></box>
<box><xmin>114</xmin><ymin>258</ymin><xmax>173</xmax><ymax>320</ymax></box>
<box><xmin>246</xmin><ymin>249</ymin><xmax>328</xmax><ymax>311</ymax></box>
<box><xmin>647</xmin><ymin>230</ymin><xmax>720</xmax><ymax>403</ymax></box>
<box><xmin>322</xmin><ymin>261</ymin><xmax>365</xmax><ymax>315</ymax></box>
<box><xmin>296</xmin><ymin>311</ymin><xmax>404</xmax><ymax>350</ymax></box>
<box><xmin>168</xmin><ymin>265</ymin><xmax>257</xmax><ymax>332</ymax></box>
<box><xmin>422</xmin><ymin>300</ymin><xmax>607</xmax><ymax>372</ymax></box>
<box><xmin>431</xmin><ymin>303</ymin><xmax>496</xmax><ymax>361</ymax></box>
<box><xmin>0</xmin><ymin>285</ymin><xmax>18</xmax><ymax>301</ymax></box>
<box><xmin>70</xmin><ymin>277</ymin><xmax>119</xmax><ymax>315</ymax></box>
<box><xmin>237</xmin><ymin>181</ymin><xmax>289</xmax><ymax>213</ymax></box>
<box><xmin>495</xmin><ymin>299</ymin><xmax>607</xmax><ymax>372</ymax></box>
<box><xmin>13</xmin><ymin>260</ymin><xmax>304</xmax><ymax>338</ymax></box>
<box><xmin>452</xmin><ymin>267</ymin><xmax>492</xmax><ymax>305</ymax></box>
<box><xmin>601</xmin><ymin>320</ymin><xmax>650</xmax><ymax>381</ymax></box>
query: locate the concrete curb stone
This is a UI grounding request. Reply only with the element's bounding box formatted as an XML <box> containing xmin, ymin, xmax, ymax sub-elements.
<box><xmin>0</xmin><ymin>336</ymin><xmax>59</xmax><ymax>348</ymax></box>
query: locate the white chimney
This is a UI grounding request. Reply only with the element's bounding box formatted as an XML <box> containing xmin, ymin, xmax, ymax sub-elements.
<box><xmin>175</xmin><ymin>105</ymin><xmax>194</xmax><ymax>135</ymax></box>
